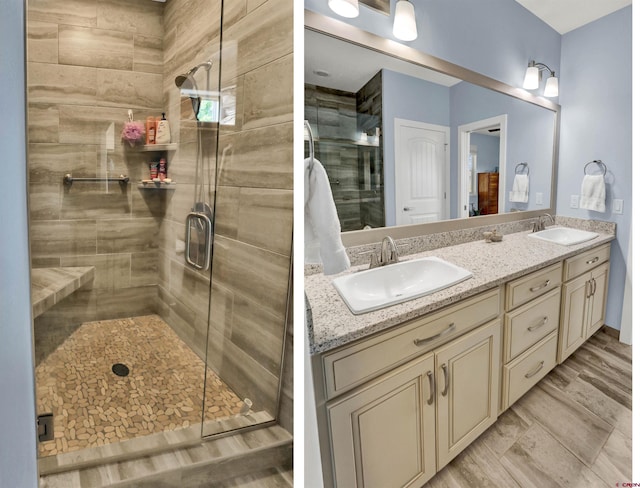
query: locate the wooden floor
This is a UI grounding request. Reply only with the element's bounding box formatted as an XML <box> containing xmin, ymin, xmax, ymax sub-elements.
<box><xmin>426</xmin><ymin>328</ymin><xmax>632</xmax><ymax>487</ymax></box>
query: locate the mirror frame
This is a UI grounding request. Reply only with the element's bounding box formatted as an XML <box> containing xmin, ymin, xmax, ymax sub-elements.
<box><xmin>305</xmin><ymin>10</ymin><xmax>560</xmax><ymax>247</ymax></box>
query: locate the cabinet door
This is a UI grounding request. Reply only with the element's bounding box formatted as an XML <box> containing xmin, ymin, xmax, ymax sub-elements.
<box><xmin>558</xmin><ymin>277</ymin><xmax>589</xmax><ymax>363</ymax></box>
<box><xmin>435</xmin><ymin>320</ymin><xmax>501</xmax><ymax>469</ymax></box>
<box><xmin>327</xmin><ymin>353</ymin><xmax>436</xmax><ymax>488</ymax></box>
<box><xmin>586</xmin><ymin>263</ymin><xmax>610</xmax><ymax>338</ymax></box>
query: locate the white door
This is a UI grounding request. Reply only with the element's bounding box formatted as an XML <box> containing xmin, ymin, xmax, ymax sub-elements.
<box><xmin>395</xmin><ymin>120</ymin><xmax>449</xmax><ymax>225</ymax></box>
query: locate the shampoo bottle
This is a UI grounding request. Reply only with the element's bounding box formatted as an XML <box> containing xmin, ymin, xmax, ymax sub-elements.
<box><xmin>145</xmin><ymin>116</ymin><xmax>156</xmax><ymax>144</ymax></box>
<box><xmin>155</xmin><ymin>113</ymin><xmax>171</xmax><ymax>144</ymax></box>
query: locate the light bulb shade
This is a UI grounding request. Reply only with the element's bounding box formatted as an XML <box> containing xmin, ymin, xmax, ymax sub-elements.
<box><xmin>523</xmin><ymin>66</ymin><xmax>539</xmax><ymax>90</ymax></box>
<box><xmin>543</xmin><ymin>75</ymin><xmax>559</xmax><ymax>97</ymax></box>
<box><xmin>328</xmin><ymin>0</ymin><xmax>359</xmax><ymax>18</ymax></box>
<box><xmin>393</xmin><ymin>1</ymin><xmax>417</xmax><ymax>41</ymax></box>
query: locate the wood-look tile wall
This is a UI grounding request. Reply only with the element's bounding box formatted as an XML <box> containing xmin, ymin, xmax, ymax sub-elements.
<box><xmin>305</xmin><ymin>84</ymin><xmax>385</xmax><ymax>231</ymax></box>
<box><xmin>28</xmin><ymin>0</ymin><xmax>166</xmax><ymax>339</ymax></box>
<box><xmin>28</xmin><ymin>0</ymin><xmax>293</xmax><ymax>428</ymax></box>
<box><xmin>159</xmin><ymin>0</ymin><xmax>293</xmax><ymax>419</ymax></box>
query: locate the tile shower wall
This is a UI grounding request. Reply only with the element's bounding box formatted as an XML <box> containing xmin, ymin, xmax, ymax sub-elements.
<box><xmin>305</xmin><ymin>85</ymin><xmax>361</xmax><ymax>230</ymax></box>
<box><xmin>158</xmin><ymin>0</ymin><xmax>293</xmax><ymax>417</ymax></box>
<box><xmin>28</xmin><ymin>0</ymin><xmax>166</xmax><ymax>359</ymax></box>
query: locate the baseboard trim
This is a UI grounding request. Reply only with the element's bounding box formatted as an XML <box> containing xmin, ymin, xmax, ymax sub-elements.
<box><xmin>601</xmin><ymin>324</ymin><xmax>620</xmax><ymax>340</ymax></box>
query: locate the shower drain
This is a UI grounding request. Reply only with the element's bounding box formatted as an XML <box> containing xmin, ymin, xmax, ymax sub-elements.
<box><xmin>111</xmin><ymin>363</ymin><xmax>130</xmax><ymax>377</ymax></box>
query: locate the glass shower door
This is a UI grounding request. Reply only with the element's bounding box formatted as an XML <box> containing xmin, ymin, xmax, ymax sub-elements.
<box><xmin>201</xmin><ymin>0</ymin><xmax>294</xmax><ymax>436</ymax></box>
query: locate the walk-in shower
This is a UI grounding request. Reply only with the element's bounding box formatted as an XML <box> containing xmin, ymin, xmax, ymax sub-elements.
<box><xmin>26</xmin><ymin>0</ymin><xmax>293</xmax><ymax>477</ymax></box>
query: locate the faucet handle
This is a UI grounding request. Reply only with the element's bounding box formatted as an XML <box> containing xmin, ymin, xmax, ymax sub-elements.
<box><xmin>369</xmin><ymin>252</ymin><xmax>381</xmax><ymax>269</ymax></box>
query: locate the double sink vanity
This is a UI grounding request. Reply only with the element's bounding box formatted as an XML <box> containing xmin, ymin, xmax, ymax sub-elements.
<box><xmin>305</xmin><ymin>219</ymin><xmax>614</xmax><ymax>488</ymax></box>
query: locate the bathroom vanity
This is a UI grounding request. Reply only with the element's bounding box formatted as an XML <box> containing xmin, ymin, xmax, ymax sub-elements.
<box><xmin>306</xmin><ymin>224</ymin><xmax>613</xmax><ymax>488</ymax></box>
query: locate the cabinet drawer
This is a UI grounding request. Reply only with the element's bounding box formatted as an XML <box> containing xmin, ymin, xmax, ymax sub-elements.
<box><xmin>323</xmin><ymin>288</ymin><xmax>501</xmax><ymax>399</ymax></box>
<box><xmin>564</xmin><ymin>244</ymin><xmax>610</xmax><ymax>281</ymax></box>
<box><xmin>505</xmin><ymin>262</ymin><xmax>562</xmax><ymax>311</ymax></box>
<box><xmin>504</xmin><ymin>288</ymin><xmax>561</xmax><ymax>362</ymax></box>
<box><xmin>502</xmin><ymin>332</ymin><xmax>557</xmax><ymax>409</ymax></box>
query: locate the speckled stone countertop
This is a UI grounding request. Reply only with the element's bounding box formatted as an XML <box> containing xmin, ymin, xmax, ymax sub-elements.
<box><xmin>306</xmin><ymin>224</ymin><xmax>615</xmax><ymax>354</ymax></box>
<box><xmin>32</xmin><ymin>267</ymin><xmax>95</xmax><ymax>318</ymax></box>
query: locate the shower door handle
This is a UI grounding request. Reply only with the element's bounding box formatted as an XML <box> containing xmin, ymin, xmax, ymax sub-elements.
<box><xmin>185</xmin><ymin>212</ymin><xmax>213</xmax><ymax>270</ymax></box>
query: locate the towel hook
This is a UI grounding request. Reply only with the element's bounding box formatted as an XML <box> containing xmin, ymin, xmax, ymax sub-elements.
<box><xmin>583</xmin><ymin>160</ymin><xmax>607</xmax><ymax>176</ymax></box>
<box><xmin>515</xmin><ymin>162</ymin><xmax>529</xmax><ymax>175</ymax></box>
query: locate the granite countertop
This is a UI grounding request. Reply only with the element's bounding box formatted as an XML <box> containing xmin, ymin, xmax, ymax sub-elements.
<box><xmin>306</xmin><ymin>226</ymin><xmax>615</xmax><ymax>354</ymax></box>
<box><xmin>32</xmin><ymin>267</ymin><xmax>95</xmax><ymax>318</ymax></box>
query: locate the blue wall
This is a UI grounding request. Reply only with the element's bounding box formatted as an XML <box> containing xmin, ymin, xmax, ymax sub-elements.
<box><xmin>449</xmin><ymin>81</ymin><xmax>555</xmax><ymax>215</ymax></box>
<box><xmin>305</xmin><ymin>0</ymin><xmax>561</xmax><ymax>89</ymax></box>
<box><xmin>557</xmin><ymin>6</ymin><xmax>632</xmax><ymax>331</ymax></box>
<box><xmin>381</xmin><ymin>69</ymin><xmax>450</xmax><ymax>225</ymax></box>
<box><xmin>0</xmin><ymin>0</ymin><xmax>39</xmax><ymax>486</ymax></box>
<box><xmin>470</xmin><ymin>133</ymin><xmax>500</xmax><ymax>173</ymax></box>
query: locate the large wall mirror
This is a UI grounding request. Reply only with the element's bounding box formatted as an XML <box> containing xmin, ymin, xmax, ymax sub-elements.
<box><xmin>304</xmin><ymin>11</ymin><xmax>559</xmax><ymax>246</ymax></box>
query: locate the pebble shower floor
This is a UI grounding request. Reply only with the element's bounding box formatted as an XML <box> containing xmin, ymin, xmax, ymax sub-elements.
<box><xmin>36</xmin><ymin>315</ymin><xmax>244</xmax><ymax>456</ymax></box>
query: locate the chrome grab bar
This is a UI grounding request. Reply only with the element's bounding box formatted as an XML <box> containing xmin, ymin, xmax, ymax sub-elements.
<box><xmin>63</xmin><ymin>173</ymin><xmax>129</xmax><ymax>186</ymax></box>
<box><xmin>185</xmin><ymin>212</ymin><xmax>212</xmax><ymax>270</ymax></box>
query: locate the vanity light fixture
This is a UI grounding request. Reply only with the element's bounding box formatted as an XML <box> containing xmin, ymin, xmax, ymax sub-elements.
<box><xmin>328</xmin><ymin>0</ymin><xmax>359</xmax><ymax>18</ymax></box>
<box><xmin>393</xmin><ymin>0</ymin><xmax>418</xmax><ymax>41</ymax></box>
<box><xmin>523</xmin><ymin>60</ymin><xmax>559</xmax><ymax>97</ymax></box>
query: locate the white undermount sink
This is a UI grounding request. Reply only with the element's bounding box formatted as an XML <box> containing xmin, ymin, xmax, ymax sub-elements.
<box><xmin>332</xmin><ymin>257</ymin><xmax>473</xmax><ymax>315</ymax></box>
<box><xmin>528</xmin><ymin>226</ymin><xmax>599</xmax><ymax>246</ymax></box>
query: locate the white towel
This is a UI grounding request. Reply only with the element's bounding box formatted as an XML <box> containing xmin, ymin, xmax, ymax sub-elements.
<box><xmin>305</xmin><ymin>157</ymin><xmax>351</xmax><ymax>275</ymax></box>
<box><xmin>579</xmin><ymin>174</ymin><xmax>606</xmax><ymax>212</ymax></box>
<box><xmin>509</xmin><ymin>174</ymin><xmax>529</xmax><ymax>203</ymax></box>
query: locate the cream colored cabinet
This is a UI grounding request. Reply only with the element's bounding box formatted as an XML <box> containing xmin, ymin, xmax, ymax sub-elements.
<box><xmin>558</xmin><ymin>261</ymin><xmax>609</xmax><ymax>362</ymax></box>
<box><xmin>501</xmin><ymin>263</ymin><xmax>561</xmax><ymax>410</ymax></box>
<box><xmin>327</xmin><ymin>353</ymin><xmax>437</xmax><ymax>488</ymax></box>
<box><xmin>434</xmin><ymin>320</ymin><xmax>501</xmax><ymax>469</ymax></box>
<box><xmin>326</xmin><ymin>320</ymin><xmax>501</xmax><ymax>487</ymax></box>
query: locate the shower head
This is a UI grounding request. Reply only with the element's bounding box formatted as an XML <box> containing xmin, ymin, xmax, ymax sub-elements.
<box><xmin>174</xmin><ymin>61</ymin><xmax>213</xmax><ymax>87</ymax></box>
<box><xmin>175</xmin><ymin>61</ymin><xmax>213</xmax><ymax>121</ymax></box>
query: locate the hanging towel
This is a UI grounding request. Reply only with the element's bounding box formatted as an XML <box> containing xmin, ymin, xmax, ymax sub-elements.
<box><xmin>509</xmin><ymin>174</ymin><xmax>529</xmax><ymax>203</ymax></box>
<box><xmin>305</xmin><ymin>157</ymin><xmax>351</xmax><ymax>275</ymax></box>
<box><xmin>579</xmin><ymin>174</ymin><xmax>606</xmax><ymax>212</ymax></box>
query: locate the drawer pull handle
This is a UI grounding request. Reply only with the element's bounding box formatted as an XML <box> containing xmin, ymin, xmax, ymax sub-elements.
<box><xmin>425</xmin><ymin>371</ymin><xmax>435</xmax><ymax>406</ymax></box>
<box><xmin>441</xmin><ymin>364</ymin><xmax>449</xmax><ymax>396</ymax></box>
<box><xmin>527</xmin><ymin>316</ymin><xmax>548</xmax><ymax>332</ymax></box>
<box><xmin>525</xmin><ymin>361</ymin><xmax>545</xmax><ymax>379</ymax></box>
<box><xmin>414</xmin><ymin>323</ymin><xmax>456</xmax><ymax>346</ymax></box>
<box><xmin>586</xmin><ymin>257</ymin><xmax>600</xmax><ymax>265</ymax></box>
<box><xmin>592</xmin><ymin>278</ymin><xmax>597</xmax><ymax>296</ymax></box>
<box><xmin>529</xmin><ymin>280</ymin><xmax>550</xmax><ymax>292</ymax></box>
<box><xmin>586</xmin><ymin>278</ymin><xmax>593</xmax><ymax>298</ymax></box>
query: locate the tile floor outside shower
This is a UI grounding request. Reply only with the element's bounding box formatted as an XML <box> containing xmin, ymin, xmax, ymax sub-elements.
<box><xmin>36</xmin><ymin>315</ymin><xmax>245</xmax><ymax>457</ymax></box>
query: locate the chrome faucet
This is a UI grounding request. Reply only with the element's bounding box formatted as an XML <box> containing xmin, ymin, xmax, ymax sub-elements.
<box><xmin>532</xmin><ymin>213</ymin><xmax>555</xmax><ymax>232</ymax></box>
<box><xmin>370</xmin><ymin>236</ymin><xmax>400</xmax><ymax>268</ymax></box>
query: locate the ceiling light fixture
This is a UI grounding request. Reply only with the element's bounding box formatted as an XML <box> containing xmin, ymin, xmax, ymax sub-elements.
<box><xmin>523</xmin><ymin>60</ymin><xmax>559</xmax><ymax>98</ymax></box>
<box><xmin>328</xmin><ymin>0</ymin><xmax>360</xmax><ymax>18</ymax></box>
<box><xmin>393</xmin><ymin>0</ymin><xmax>417</xmax><ymax>41</ymax></box>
